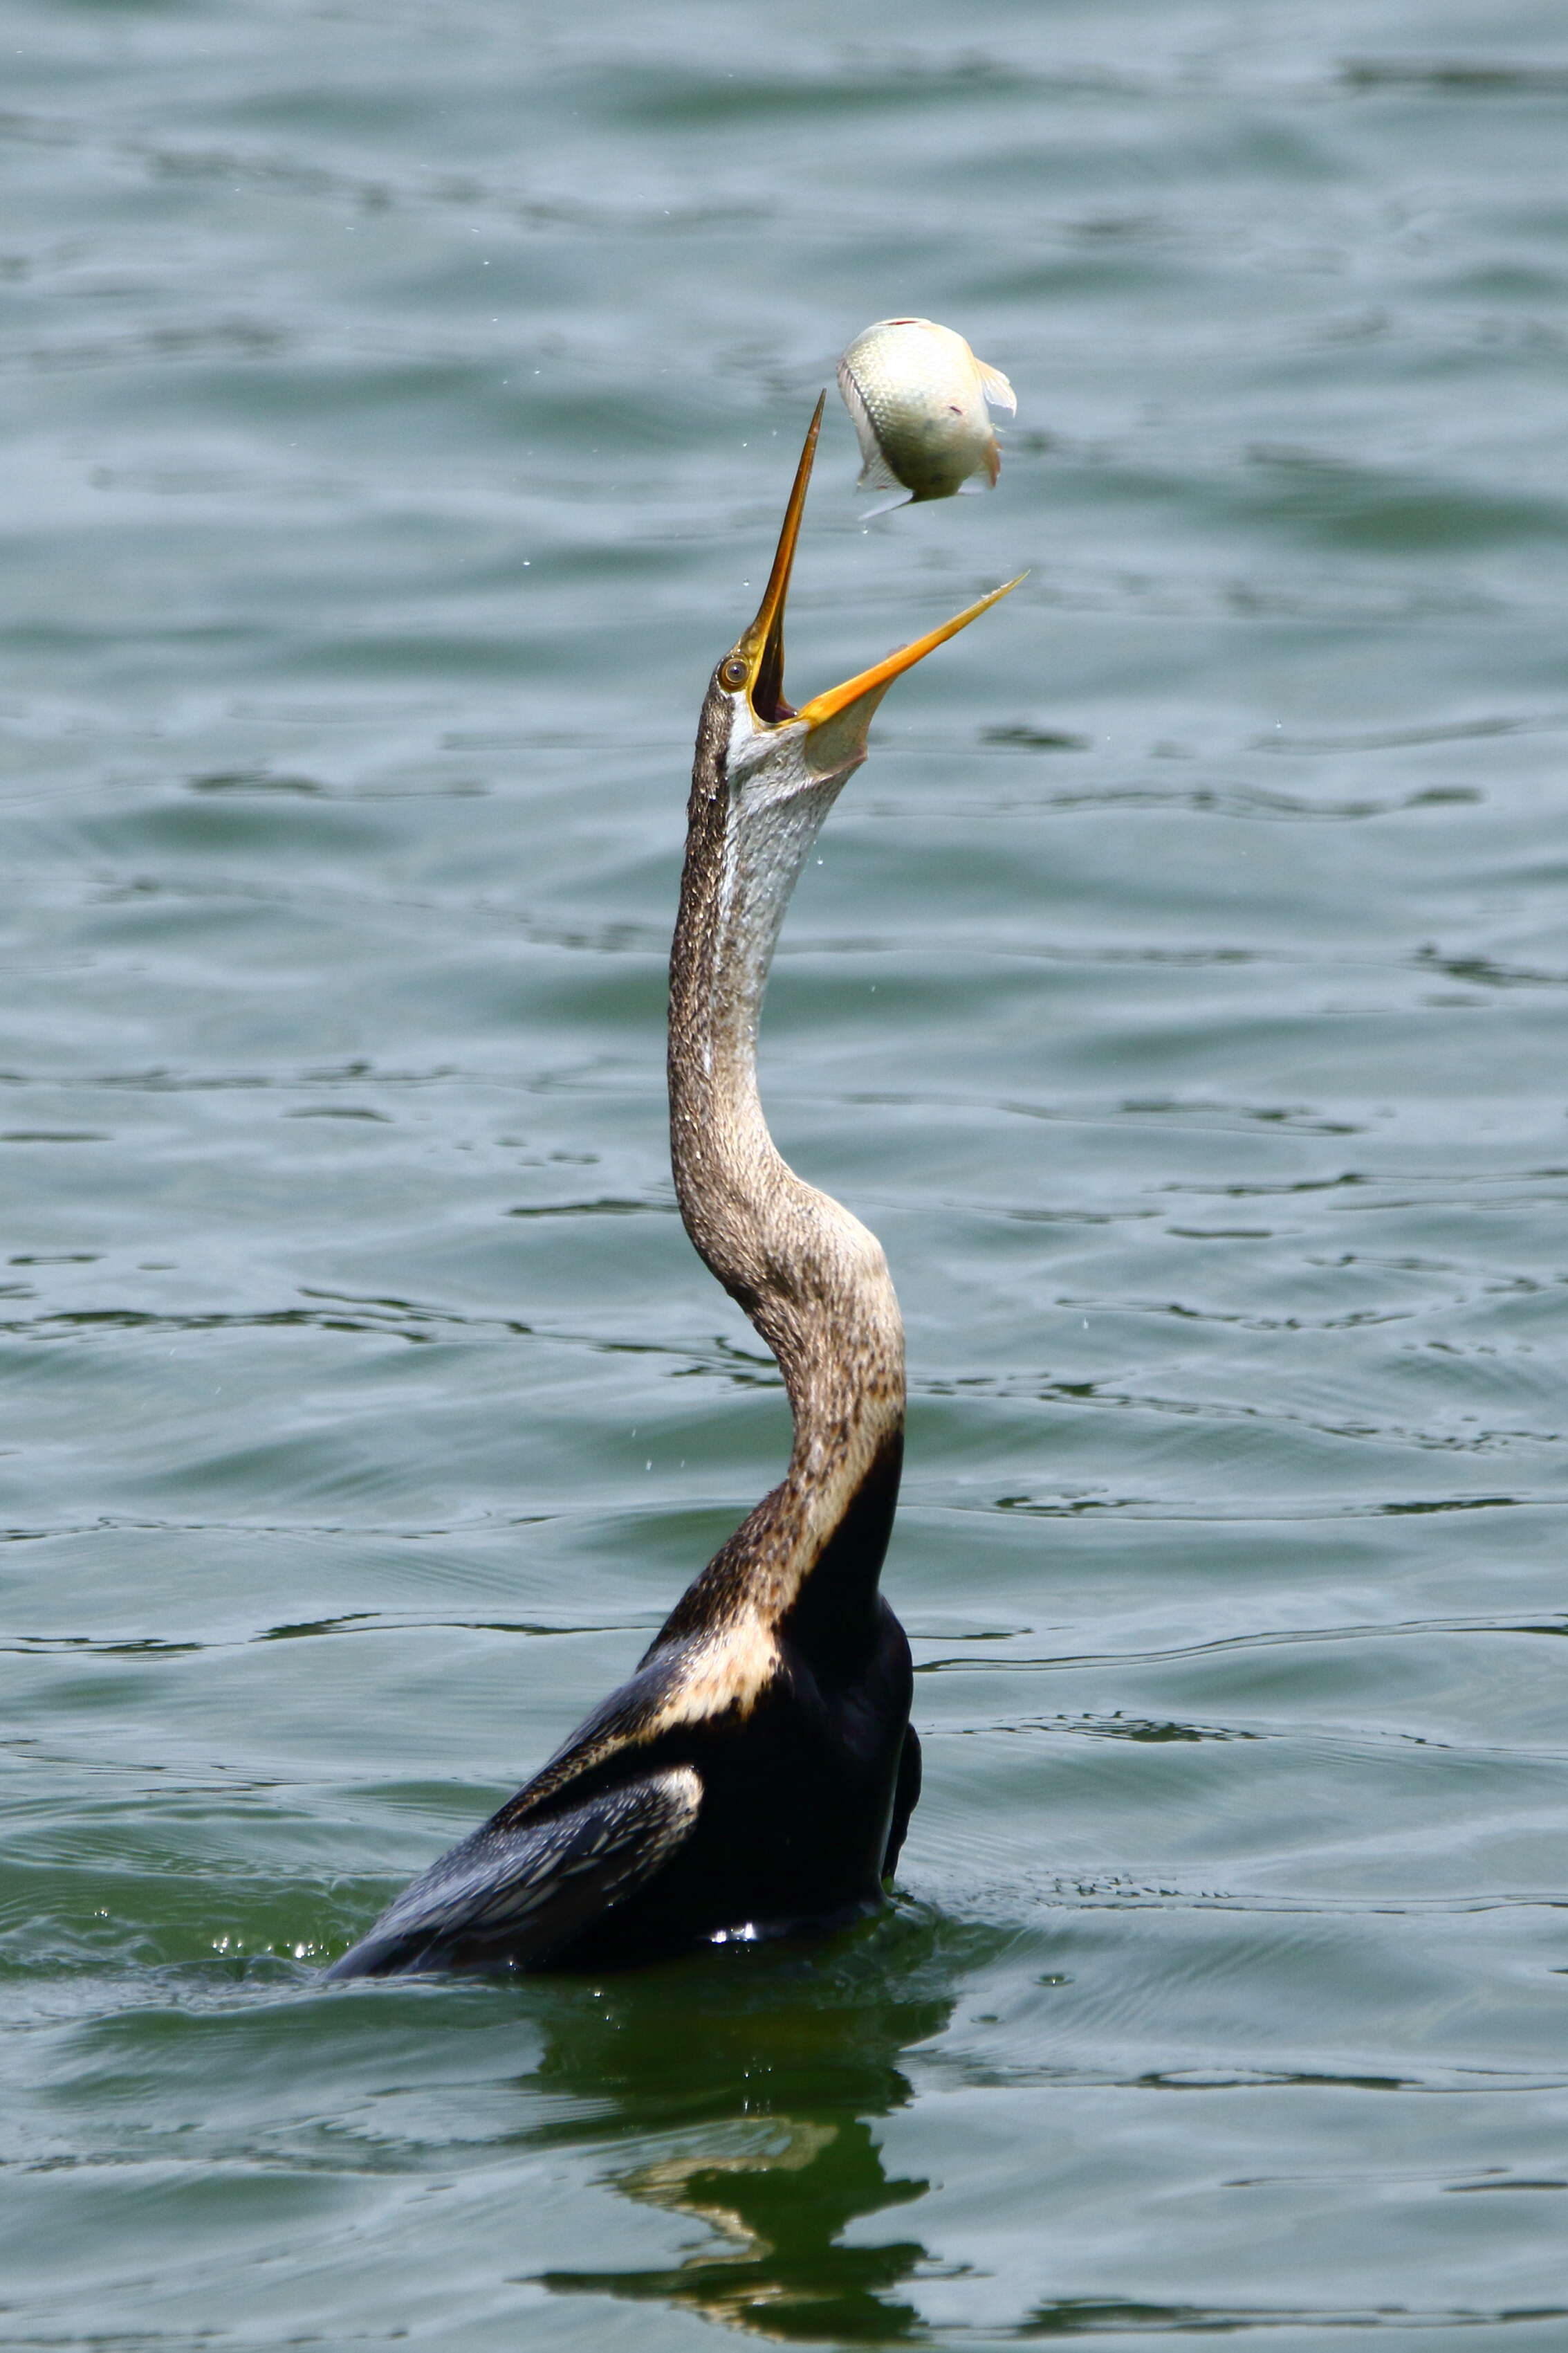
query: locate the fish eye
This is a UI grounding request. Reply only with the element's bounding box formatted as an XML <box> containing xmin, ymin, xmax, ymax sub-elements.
<box><xmin>721</xmin><ymin>657</ymin><xmax>748</xmax><ymax>690</ymax></box>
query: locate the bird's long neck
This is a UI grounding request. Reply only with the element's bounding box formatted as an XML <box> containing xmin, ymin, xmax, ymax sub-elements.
<box><xmin>661</xmin><ymin>704</ymin><xmax>905</xmax><ymax>1653</ymax></box>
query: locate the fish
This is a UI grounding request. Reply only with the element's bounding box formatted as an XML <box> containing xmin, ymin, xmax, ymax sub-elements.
<box><xmin>836</xmin><ymin>317</ymin><xmax>1016</xmax><ymax>510</ymax></box>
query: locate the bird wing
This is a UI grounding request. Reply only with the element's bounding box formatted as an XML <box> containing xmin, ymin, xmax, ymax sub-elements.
<box><xmin>836</xmin><ymin>357</ymin><xmax>903</xmax><ymax>493</ymax></box>
<box><xmin>324</xmin><ymin>1764</ymin><xmax>702</xmax><ymax>1979</ymax></box>
<box><xmin>883</xmin><ymin>1722</ymin><xmax>921</xmax><ymax>1879</ymax></box>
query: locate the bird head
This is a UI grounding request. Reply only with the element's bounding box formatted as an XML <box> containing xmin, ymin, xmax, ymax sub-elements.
<box><xmin>705</xmin><ymin>395</ymin><xmax>1022</xmax><ymax>808</ymax></box>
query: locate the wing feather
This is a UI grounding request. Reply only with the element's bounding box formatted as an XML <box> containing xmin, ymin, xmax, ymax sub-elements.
<box><xmin>324</xmin><ymin>1765</ymin><xmax>701</xmax><ymax>1979</ymax></box>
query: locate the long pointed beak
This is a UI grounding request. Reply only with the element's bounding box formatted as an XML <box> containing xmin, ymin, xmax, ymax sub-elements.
<box><xmin>733</xmin><ymin>399</ymin><xmax>1024</xmax><ymax>749</ymax></box>
<box><xmin>793</xmin><ymin>573</ymin><xmax>1026</xmax><ymax>738</ymax></box>
<box><xmin>729</xmin><ymin>396</ymin><xmax>823</xmax><ymax>724</ymax></box>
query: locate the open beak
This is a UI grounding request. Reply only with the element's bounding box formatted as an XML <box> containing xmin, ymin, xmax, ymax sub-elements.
<box><xmin>732</xmin><ymin>396</ymin><xmax>1024</xmax><ymax>756</ymax></box>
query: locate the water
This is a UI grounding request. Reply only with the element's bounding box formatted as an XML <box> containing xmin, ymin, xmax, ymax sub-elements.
<box><xmin>4</xmin><ymin>0</ymin><xmax>1567</xmax><ymax>2342</ymax></box>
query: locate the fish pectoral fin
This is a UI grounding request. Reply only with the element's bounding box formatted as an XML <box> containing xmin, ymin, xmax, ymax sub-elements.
<box><xmin>836</xmin><ymin>358</ymin><xmax>902</xmax><ymax>491</ymax></box>
<box><xmin>976</xmin><ymin>360</ymin><xmax>1017</xmax><ymax>416</ymax></box>
<box><xmin>324</xmin><ymin>1764</ymin><xmax>702</xmax><ymax>1979</ymax></box>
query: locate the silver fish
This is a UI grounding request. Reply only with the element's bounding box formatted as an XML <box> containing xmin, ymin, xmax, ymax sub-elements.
<box><xmin>837</xmin><ymin>317</ymin><xmax>1016</xmax><ymax>509</ymax></box>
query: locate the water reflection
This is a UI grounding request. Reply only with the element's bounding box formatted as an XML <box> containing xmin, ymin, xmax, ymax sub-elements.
<box><xmin>523</xmin><ymin>1909</ymin><xmax>977</xmax><ymax>2343</ymax></box>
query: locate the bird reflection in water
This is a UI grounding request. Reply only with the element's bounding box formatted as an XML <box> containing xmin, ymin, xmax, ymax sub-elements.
<box><xmin>524</xmin><ymin>1915</ymin><xmax>970</xmax><ymax>2343</ymax></box>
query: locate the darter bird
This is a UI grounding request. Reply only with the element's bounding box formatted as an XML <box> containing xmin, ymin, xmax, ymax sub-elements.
<box><xmin>326</xmin><ymin>399</ymin><xmax>1020</xmax><ymax>1977</ymax></box>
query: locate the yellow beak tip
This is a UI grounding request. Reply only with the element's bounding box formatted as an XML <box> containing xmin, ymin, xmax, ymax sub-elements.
<box><xmin>795</xmin><ymin>569</ymin><xmax>1025</xmax><ymax>734</ymax></box>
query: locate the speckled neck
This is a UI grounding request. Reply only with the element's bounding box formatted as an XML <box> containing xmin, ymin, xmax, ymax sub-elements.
<box><xmin>663</xmin><ymin>681</ymin><xmax>905</xmax><ymax>1628</ymax></box>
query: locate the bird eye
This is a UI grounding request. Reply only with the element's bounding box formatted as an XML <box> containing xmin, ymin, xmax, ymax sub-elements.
<box><xmin>721</xmin><ymin>657</ymin><xmax>748</xmax><ymax>690</ymax></box>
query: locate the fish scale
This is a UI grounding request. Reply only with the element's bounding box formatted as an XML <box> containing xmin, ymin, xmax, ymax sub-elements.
<box><xmin>838</xmin><ymin>316</ymin><xmax>1016</xmax><ymax>507</ymax></box>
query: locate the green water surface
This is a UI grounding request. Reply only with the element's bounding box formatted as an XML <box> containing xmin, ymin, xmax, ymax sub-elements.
<box><xmin>4</xmin><ymin>1</ymin><xmax>1568</xmax><ymax>2345</ymax></box>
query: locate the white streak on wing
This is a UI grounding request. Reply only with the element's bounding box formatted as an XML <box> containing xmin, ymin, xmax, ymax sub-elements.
<box><xmin>398</xmin><ymin>1766</ymin><xmax>702</xmax><ymax>1939</ymax></box>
